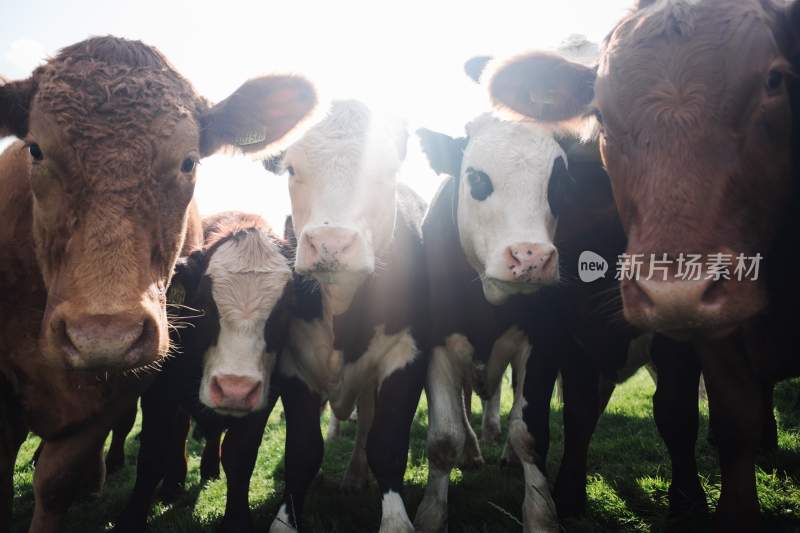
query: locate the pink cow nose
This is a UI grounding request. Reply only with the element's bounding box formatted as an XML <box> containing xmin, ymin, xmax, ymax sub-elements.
<box><xmin>504</xmin><ymin>242</ymin><xmax>558</xmax><ymax>283</ymax></box>
<box><xmin>209</xmin><ymin>375</ymin><xmax>263</xmax><ymax>412</ymax></box>
<box><xmin>299</xmin><ymin>226</ymin><xmax>360</xmax><ymax>270</ymax></box>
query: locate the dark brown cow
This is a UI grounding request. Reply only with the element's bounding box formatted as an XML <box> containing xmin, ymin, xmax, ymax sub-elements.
<box><xmin>0</xmin><ymin>36</ymin><xmax>317</xmax><ymax>532</ymax></box>
<box><xmin>485</xmin><ymin>0</ymin><xmax>799</xmax><ymax>529</ymax></box>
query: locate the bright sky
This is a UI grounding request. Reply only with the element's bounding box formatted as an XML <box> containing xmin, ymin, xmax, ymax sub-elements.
<box><xmin>0</xmin><ymin>0</ymin><xmax>631</xmax><ymax>229</ymax></box>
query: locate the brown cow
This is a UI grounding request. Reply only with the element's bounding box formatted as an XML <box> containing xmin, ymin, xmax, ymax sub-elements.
<box><xmin>0</xmin><ymin>36</ymin><xmax>317</xmax><ymax>532</ymax></box>
<box><xmin>484</xmin><ymin>0</ymin><xmax>799</xmax><ymax>530</ymax></box>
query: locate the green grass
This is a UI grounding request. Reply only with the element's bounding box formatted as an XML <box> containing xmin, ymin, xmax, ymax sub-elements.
<box><xmin>11</xmin><ymin>370</ymin><xmax>800</xmax><ymax>532</ymax></box>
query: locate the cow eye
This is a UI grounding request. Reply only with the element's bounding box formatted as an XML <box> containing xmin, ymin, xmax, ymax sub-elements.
<box><xmin>286</xmin><ymin>165</ymin><xmax>295</xmax><ymax>177</ymax></box>
<box><xmin>28</xmin><ymin>143</ymin><xmax>44</xmax><ymax>161</ymax></box>
<box><xmin>180</xmin><ymin>157</ymin><xmax>197</xmax><ymax>173</ymax></box>
<box><xmin>592</xmin><ymin>109</ymin><xmax>605</xmax><ymax>127</ymax></box>
<box><xmin>766</xmin><ymin>70</ymin><xmax>784</xmax><ymax>94</ymax></box>
<box><xmin>466</xmin><ymin>167</ymin><xmax>493</xmax><ymax>201</ymax></box>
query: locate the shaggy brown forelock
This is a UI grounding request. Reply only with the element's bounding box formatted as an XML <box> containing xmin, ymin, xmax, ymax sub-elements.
<box><xmin>31</xmin><ymin>40</ymin><xmax>209</xmax><ymax>181</ymax></box>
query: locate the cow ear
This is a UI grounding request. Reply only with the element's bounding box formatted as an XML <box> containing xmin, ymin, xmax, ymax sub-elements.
<box><xmin>488</xmin><ymin>52</ymin><xmax>597</xmax><ymax>122</ymax></box>
<box><xmin>547</xmin><ymin>156</ymin><xmax>576</xmax><ymax>218</ymax></box>
<box><xmin>417</xmin><ymin>128</ymin><xmax>467</xmax><ymax>178</ymax></box>
<box><xmin>170</xmin><ymin>249</ymin><xmax>205</xmax><ymax>304</ymax></box>
<box><xmin>0</xmin><ymin>78</ymin><xmax>35</xmax><ymax>139</ymax></box>
<box><xmin>283</xmin><ymin>215</ymin><xmax>297</xmax><ymax>247</ymax></box>
<box><xmin>263</xmin><ymin>151</ymin><xmax>286</xmax><ymax>174</ymax></box>
<box><xmin>464</xmin><ymin>56</ymin><xmax>492</xmax><ymax>84</ymax></box>
<box><xmin>200</xmin><ymin>75</ymin><xmax>318</xmax><ymax>157</ymax></box>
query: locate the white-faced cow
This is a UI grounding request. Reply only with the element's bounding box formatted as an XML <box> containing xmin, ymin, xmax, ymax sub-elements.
<box><xmin>114</xmin><ymin>212</ymin><xmax>302</xmax><ymax>533</ymax></box>
<box><xmin>265</xmin><ymin>100</ymin><xmax>428</xmax><ymax>533</ymax></box>
<box><xmin>414</xmin><ymin>47</ymin><xmax>674</xmax><ymax>531</ymax></box>
<box><xmin>0</xmin><ymin>36</ymin><xmax>317</xmax><ymax>532</ymax></box>
<box><xmin>485</xmin><ymin>0</ymin><xmax>800</xmax><ymax>529</ymax></box>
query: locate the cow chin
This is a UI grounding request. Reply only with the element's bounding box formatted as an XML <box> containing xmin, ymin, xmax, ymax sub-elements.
<box><xmin>481</xmin><ymin>277</ymin><xmax>546</xmax><ymax>306</ymax></box>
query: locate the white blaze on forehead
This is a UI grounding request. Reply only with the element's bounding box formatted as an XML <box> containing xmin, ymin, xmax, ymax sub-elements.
<box><xmin>198</xmin><ymin>229</ymin><xmax>292</xmax><ymax>412</ymax></box>
<box><xmin>458</xmin><ymin>113</ymin><xmax>563</xmax><ymax>276</ymax></box>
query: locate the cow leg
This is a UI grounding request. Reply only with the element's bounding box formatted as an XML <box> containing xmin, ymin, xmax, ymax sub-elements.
<box><xmin>414</xmin><ymin>342</ymin><xmax>470</xmax><ymax>533</ymax></box>
<box><xmin>29</xmin><ymin>424</ymin><xmax>108</xmax><ymax>533</ymax></box>
<box><xmin>698</xmin><ymin>336</ymin><xmax>763</xmax><ymax>532</ymax></box>
<box><xmin>650</xmin><ymin>335</ymin><xmax>707</xmax><ymax>518</ymax></box>
<box><xmin>553</xmin><ymin>344</ymin><xmax>602</xmax><ymax>518</ymax></box>
<box><xmin>460</xmin><ymin>384</ymin><xmax>484</xmax><ymax>471</ymax></box>
<box><xmin>0</xmin><ymin>396</ymin><xmax>27</xmax><ymax>528</ymax></box>
<box><xmin>516</xmin><ymin>342</ymin><xmax>559</xmax><ymax>533</ymax></box>
<box><xmin>368</xmin><ymin>341</ymin><xmax>425</xmax><ymax>533</ymax></box>
<box><xmin>463</xmin><ymin>381</ymin><xmax>473</xmax><ymax>421</ymax></box>
<box><xmin>269</xmin><ymin>377</ymin><xmax>323</xmax><ymax>533</ymax></box>
<box><xmin>480</xmin><ymin>386</ymin><xmax>502</xmax><ymax>445</ymax></box>
<box><xmin>157</xmin><ymin>408</ymin><xmax>191</xmax><ymax>502</ymax></box>
<box><xmin>342</xmin><ymin>389</ymin><xmax>375</xmax><ymax>491</ymax></box>
<box><xmin>113</xmin><ymin>383</ymin><xmax>181</xmax><ymax>533</ymax></box>
<box><xmin>326</xmin><ymin>409</ymin><xmax>342</xmax><ymax>441</ymax></box>
<box><xmin>200</xmin><ymin>424</ymin><xmax>223</xmax><ymax>482</ymax></box>
<box><xmin>218</xmin><ymin>404</ymin><xmax>273</xmax><ymax>533</ymax></box>
<box><xmin>105</xmin><ymin>403</ymin><xmax>137</xmax><ymax>476</ymax></box>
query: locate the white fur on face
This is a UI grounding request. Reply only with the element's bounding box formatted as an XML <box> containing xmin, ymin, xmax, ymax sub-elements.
<box><xmin>285</xmin><ymin>100</ymin><xmax>405</xmax><ymax>282</ymax></box>
<box><xmin>198</xmin><ymin>229</ymin><xmax>292</xmax><ymax>414</ymax></box>
<box><xmin>458</xmin><ymin>114</ymin><xmax>562</xmax><ymax>301</ymax></box>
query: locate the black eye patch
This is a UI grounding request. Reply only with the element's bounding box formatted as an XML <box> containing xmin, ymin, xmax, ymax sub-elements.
<box><xmin>466</xmin><ymin>167</ymin><xmax>494</xmax><ymax>201</ymax></box>
<box><xmin>547</xmin><ymin>156</ymin><xmax>575</xmax><ymax>218</ymax></box>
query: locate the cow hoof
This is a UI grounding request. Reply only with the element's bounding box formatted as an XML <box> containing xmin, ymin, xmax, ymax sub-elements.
<box><xmin>268</xmin><ymin>518</ymin><xmax>298</xmax><ymax>533</ymax></box>
<box><xmin>158</xmin><ymin>482</ymin><xmax>186</xmax><ymax>503</ymax></box>
<box><xmin>667</xmin><ymin>483</ymin><xmax>709</xmax><ymax>518</ymax></box>
<box><xmin>499</xmin><ymin>445</ymin><xmax>520</xmax><ymax>467</ymax></box>
<box><xmin>413</xmin><ymin>499</ymin><xmax>447</xmax><ymax>533</ymax></box>
<box><xmin>201</xmin><ymin>465</ymin><xmax>221</xmax><ymax>482</ymax></box>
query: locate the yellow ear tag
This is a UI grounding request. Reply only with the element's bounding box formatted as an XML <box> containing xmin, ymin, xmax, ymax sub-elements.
<box><xmin>234</xmin><ymin>129</ymin><xmax>268</xmax><ymax>147</ymax></box>
<box><xmin>167</xmin><ymin>283</ymin><xmax>186</xmax><ymax>306</ymax></box>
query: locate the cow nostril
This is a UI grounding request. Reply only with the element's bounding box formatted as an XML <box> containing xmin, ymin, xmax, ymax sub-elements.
<box><xmin>505</xmin><ymin>247</ymin><xmax>522</xmax><ymax>268</ymax></box>
<box><xmin>210</xmin><ymin>376</ymin><xmax>225</xmax><ymax>406</ymax></box>
<box><xmin>701</xmin><ymin>278</ymin><xmax>726</xmax><ymax>306</ymax></box>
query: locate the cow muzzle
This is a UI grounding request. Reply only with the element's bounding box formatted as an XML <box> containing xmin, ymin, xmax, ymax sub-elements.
<box><xmin>295</xmin><ymin>225</ymin><xmax>372</xmax><ymax>280</ymax></box>
<box><xmin>206</xmin><ymin>374</ymin><xmax>265</xmax><ymax>416</ymax></box>
<box><xmin>621</xmin><ymin>276</ymin><xmax>767</xmax><ymax>339</ymax></box>
<box><xmin>48</xmin><ymin>307</ymin><xmax>160</xmax><ymax>369</ymax></box>
<box><xmin>482</xmin><ymin>242</ymin><xmax>559</xmax><ymax>304</ymax></box>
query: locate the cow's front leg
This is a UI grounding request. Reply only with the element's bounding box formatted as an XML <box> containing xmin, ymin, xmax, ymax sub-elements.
<box><xmin>157</xmin><ymin>408</ymin><xmax>191</xmax><ymax>502</ymax></box>
<box><xmin>200</xmin><ymin>424</ymin><xmax>223</xmax><ymax>482</ymax></box>
<box><xmin>104</xmin><ymin>403</ymin><xmax>137</xmax><ymax>476</ymax></box>
<box><xmin>480</xmin><ymin>387</ymin><xmax>502</xmax><ymax>445</ymax></box>
<box><xmin>650</xmin><ymin>335</ymin><xmax>707</xmax><ymax>518</ymax></box>
<box><xmin>29</xmin><ymin>422</ymin><xmax>108</xmax><ymax>533</ymax></box>
<box><xmin>218</xmin><ymin>399</ymin><xmax>273</xmax><ymax>533</ymax></box>
<box><xmin>367</xmin><ymin>334</ymin><xmax>425</xmax><ymax>533</ymax></box>
<box><xmin>414</xmin><ymin>337</ymin><xmax>471</xmax><ymax>533</ymax></box>
<box><xmin>515</xmin><ymin>341</ymin><xmax>559</xmax><ymax>533</ymax></box>
<box><xmin>698</xmin><ymin>335</ymin><xmax>763</xmax><ymax>532</ymax></box>
<box><xmin>342</xmin><ymin>388</ymin><xmax>375</xmax><ymax>491</ymax></box>
<box><xmin>269</xmin><ymin>377</ymin><xmax>323</xmax><ymax>533</ymax></box>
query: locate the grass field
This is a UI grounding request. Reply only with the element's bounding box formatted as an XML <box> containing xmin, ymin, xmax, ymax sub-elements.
<box><xmin>10</xmin><ymin>370</ymin><xmax>800</xmax><ymax>532</ymax></box>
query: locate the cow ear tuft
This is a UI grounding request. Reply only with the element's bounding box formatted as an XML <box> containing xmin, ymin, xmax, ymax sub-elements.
<box><xmin>200</xmin><ymin>75</ymin><xmax>318</xmax><ymax>157</ymax></box>
<box><xmin>0</xmin><ymin>78</ymin><xmax>35</xmax><ymax>139</ymax></box>
<box><xmin>464</xmin><ymin>56</ymin><xmax>492</xmax><ymax>84</ymax></box>
<box><xmin>170</xmin><ymin>249</ymin><xmax>205</xmax><ymax>303</ymax></box>
<box><xmin>263</xmin><ymin>151</ymin><xmax>286</xmax><ymax>174</ymax></box>
<box><xmin>417</xmin><ymin>128</ymin><xmax>467</xmax><ymax>178</ymax></box>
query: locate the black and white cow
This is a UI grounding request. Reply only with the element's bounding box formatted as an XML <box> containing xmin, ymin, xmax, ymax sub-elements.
<box><xmin>266</xmin><ymin>100</ymin><xmax>428</xmax><ymax>533</ymax></box>
<box><xmin>414</xmin><ymin>56</ymin><xmax>658</xmax><ymax>530</ymax></box>
<box><xmin>115</xmin><ymin>212</ymin><xmax>300</xmax><ymax>533</ymax></box>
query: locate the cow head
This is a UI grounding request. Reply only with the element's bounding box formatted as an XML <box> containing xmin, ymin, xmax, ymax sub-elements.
<box><xmin>485</xmin><ymin>0</ymin><xmax>799</xmax><ymax>338</ymax></box>
<box><xmin>417</xmin><ymin>113</ymin><xmax>568</xmax><ymax>305</ymax></box>
<box><xmin>266</xmin><ymin>100</ymin><xmax>407</xmax><ymax>301</ymax></box>
<box><xmin>170</xmin><ymin>213</ymin><xmax>294</xmax><ymax>416</ymax></box>
<box><xmin>0</xmin><ymin>37</ymin><xmax>317</xmax><ymax>369</ymax></box>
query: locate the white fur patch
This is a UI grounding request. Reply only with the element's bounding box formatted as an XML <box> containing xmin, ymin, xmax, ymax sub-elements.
<box><xmin>198</xmin><ymin>229</ymin><xmax>291</xmax><ymax>412</ymax></box>
<box><xmin>379</xmin><ymin>490</ymin><xmax>414</xmax><ymax>533</ymax></box>
<box><xmin>458</xmin><ymin>114</ymin><xmax>562</xmax><ymax>299</ymax></box>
